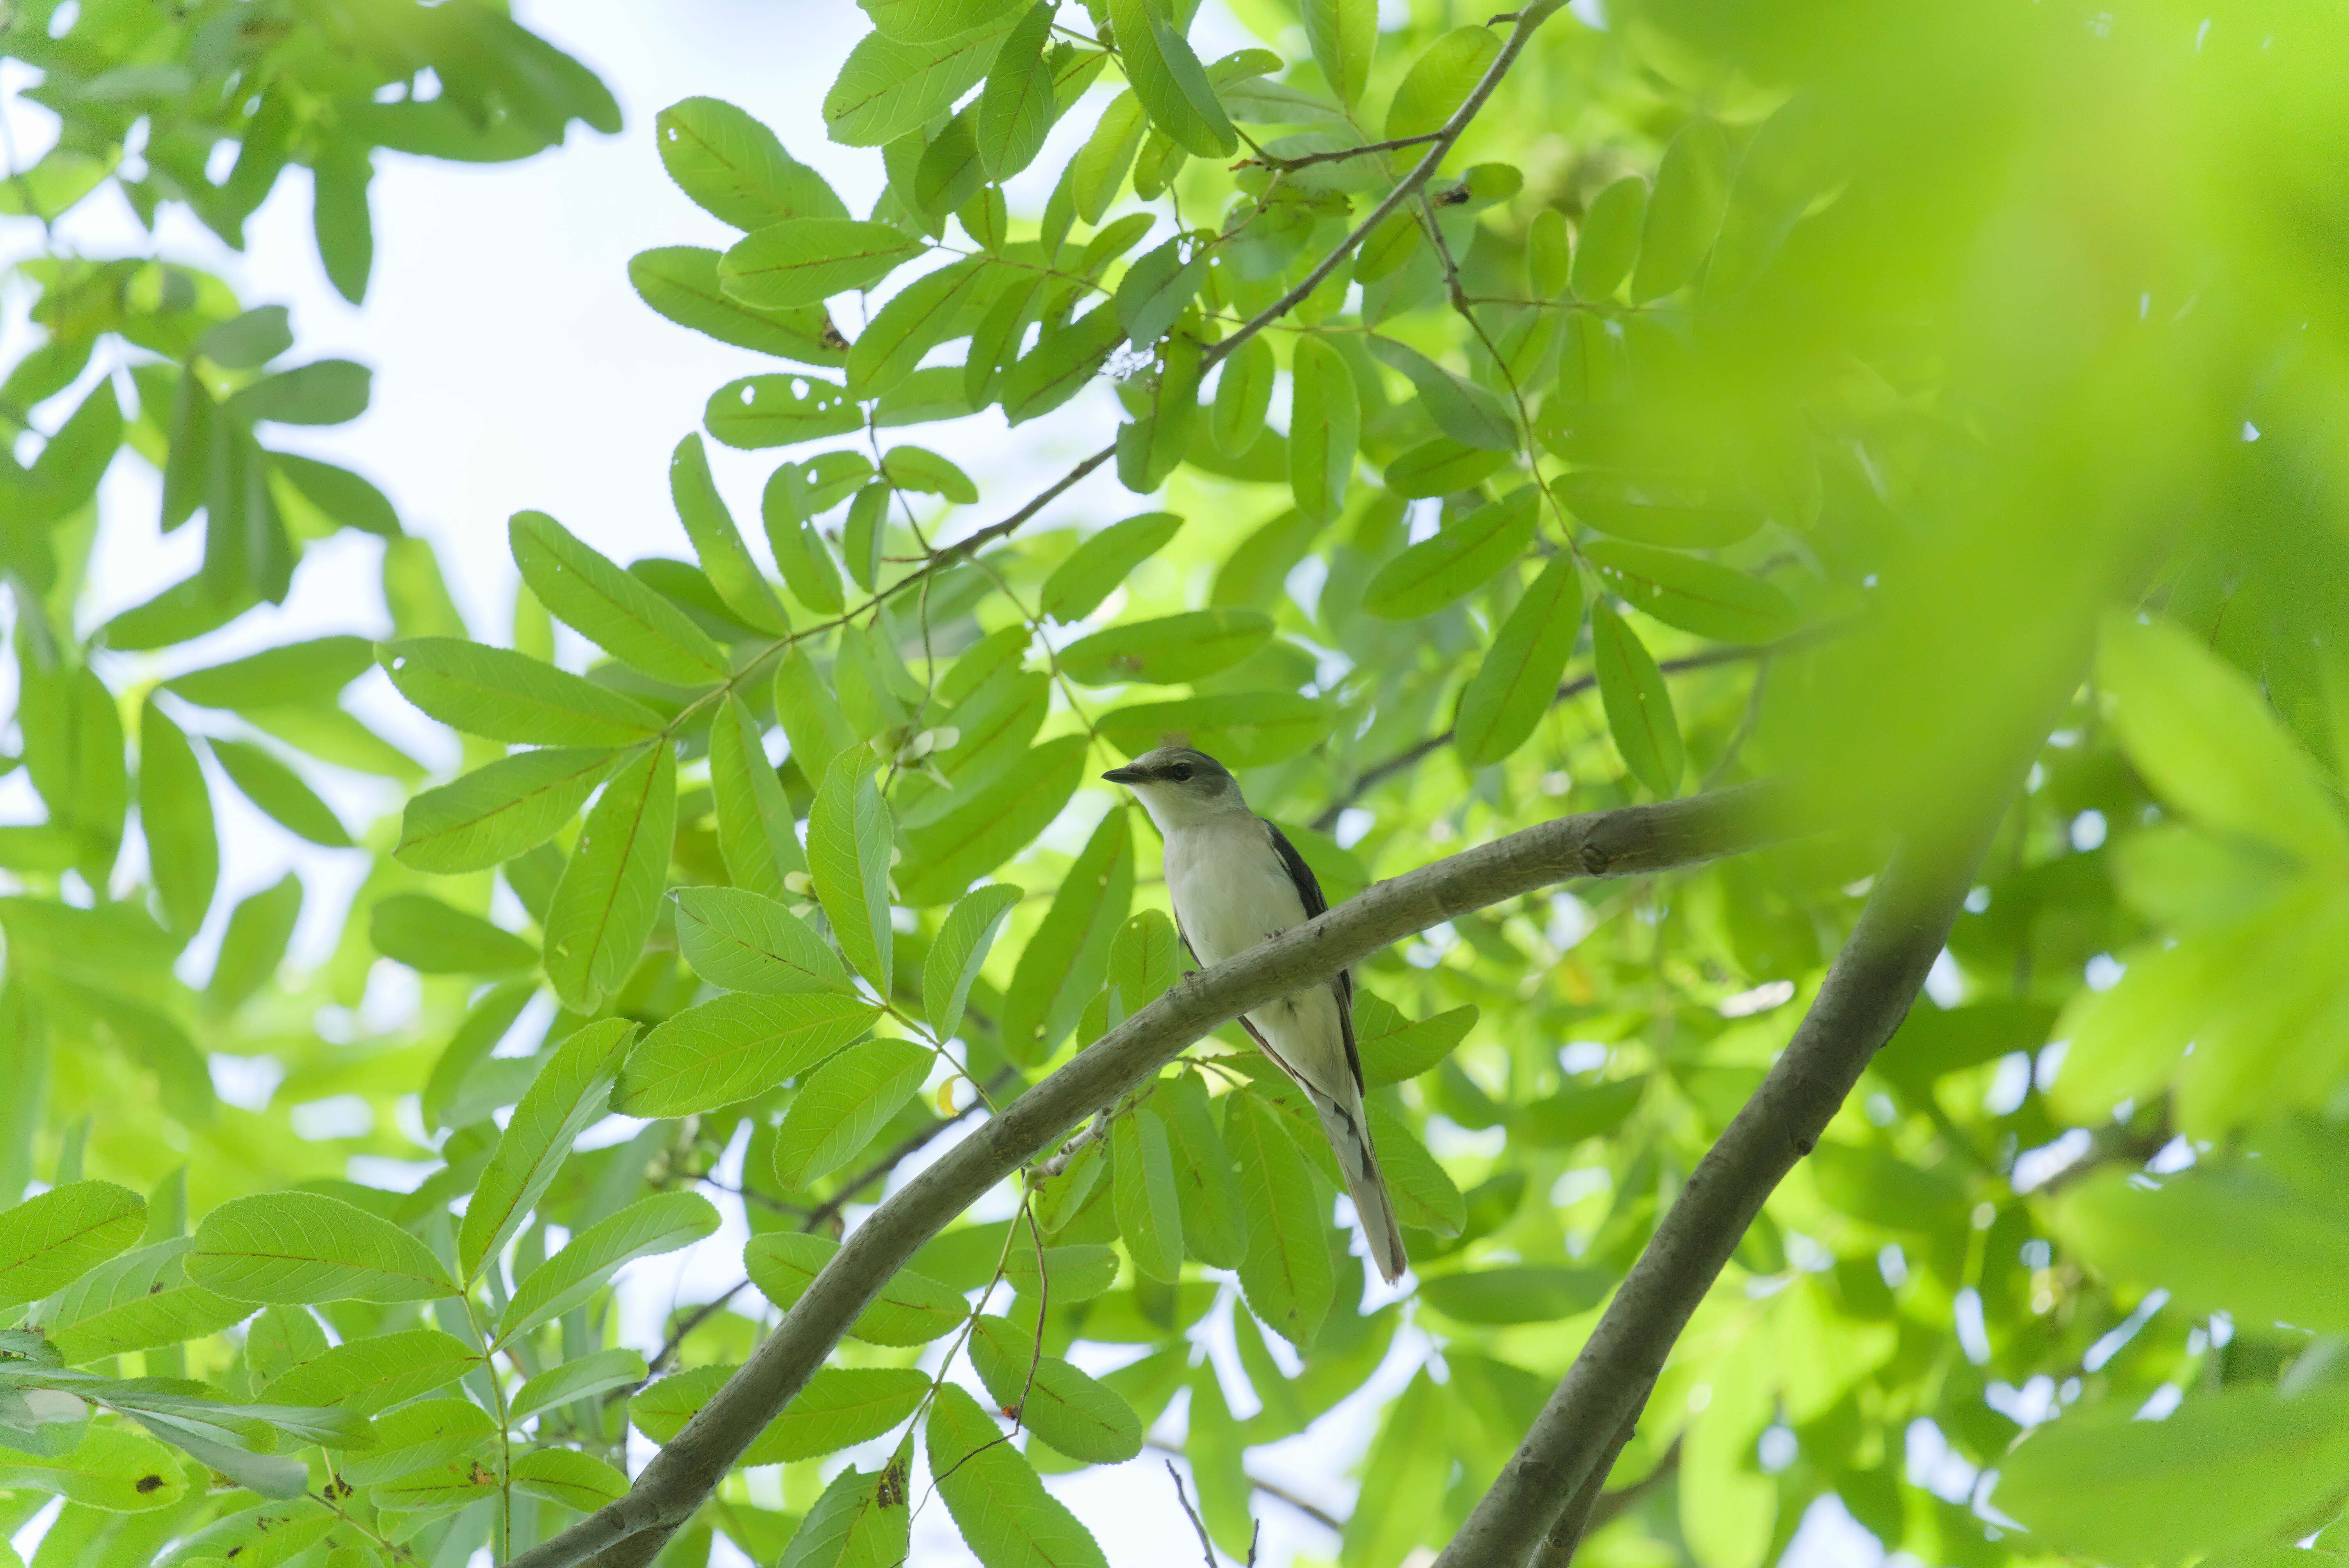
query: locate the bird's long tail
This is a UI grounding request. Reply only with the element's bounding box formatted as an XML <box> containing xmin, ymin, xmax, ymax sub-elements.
<box><xmin>1312</xmin><ymin>1090</ymin><xmax>1410</xmax><ymax>1285</ymax></box>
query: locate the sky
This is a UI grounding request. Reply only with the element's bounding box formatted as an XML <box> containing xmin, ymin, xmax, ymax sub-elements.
<box><xmin>0</xmin><ymin>2</ymin><xmax>1900</xmax><ymax>1563</ymax></box>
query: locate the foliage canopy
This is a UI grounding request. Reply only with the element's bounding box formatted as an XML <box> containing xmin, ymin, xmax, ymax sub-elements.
<box><xmin>5</xmin><ymin>0</ymin><xmax>2349</xmax><ymax>1564</ymax></box>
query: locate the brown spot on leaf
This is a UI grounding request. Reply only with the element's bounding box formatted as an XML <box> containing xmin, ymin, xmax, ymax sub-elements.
<box><xmin>136</xmin><ymin>1474</ymin><xmax>165</xmax><ymax>1493</ymax></box>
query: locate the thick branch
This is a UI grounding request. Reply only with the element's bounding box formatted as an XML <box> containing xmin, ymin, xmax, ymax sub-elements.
<box><xmin>1428</xmin><ymin>818</ymin><xmax>2007</xmax><ymax>1568</ymax></box>
<box><xmin>508</xmin><ymin>780</ymin><xmax>1793</xmax><ymax>1568</ymax></box>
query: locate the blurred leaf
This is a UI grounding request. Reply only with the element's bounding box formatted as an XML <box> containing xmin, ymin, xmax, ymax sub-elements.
<box><xmin>370</xmin><ymin>893</ymin><xmax>535</xmax><ymax>976</ymax></box>
<box><xmin>1385</xmin><ymin>25</ymin><xmax>1501</xmax><ymax>141</ymax></box>
<box><xmin>137</xmin><ymin>701</ymin><xmax>216</xmax><ymax>937</ymax></box>
<box><xmin>1289</xmin><ymin>334</ymin><xmax>1360</xmax><ymax>521</ymax></box>
<box><xmin>2051</xmin><ymin>1165</ymin><xmax>2349</xmax><ymax>1335</ymax></box>
<box><xmin>1418</xmin><ymin>1265</ymin><xmax>1611</xmax><ymax>1324</ymax></box>
<box><xmin>1304</xmin><ymin>0</ymin><xmax>1378</xmax><ymax>108</ymax></box>
<box><xmin>208</xmin><ymin>738</ymin><xmax>350</xmax><ymax>848</ymax></box>
<box><xmin>1040</xmin><ymin>511</ymin><xmax>1183</xmax><ymax>622</ymax></box>
<box><xmin>1571</xmin><ymin>176</ymin><xmax>1646</xmax><ymax>300</ymax></box>
<box><xmin>1059</xmin><ymin>609</ymin><xmax>1273</xmax><ymax>686</ymax></box>
<box><xmin>1584</xmin><ymin>540</ymin><xmax>1799</xmax><ymax>644</ymax></box>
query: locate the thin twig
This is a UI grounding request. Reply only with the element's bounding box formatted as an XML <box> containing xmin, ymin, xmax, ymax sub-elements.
<box><xmin>1167</xmin><ymin>1460</ymin><xmax>1221</xmax><ymax>1568</ymax></box>
<box><xmin>1146</xmin><ymin>1438</ymin><xmax>1345</xmax><ymax>1533</ymax></box>
<box><xmin>1310</xmin><ymin>638</ymin><xmax>1799</xmax><ymax>834</ymax></box>
<box><xmin>1244</xmin><ymin>129</ymin><xmax>1445</xmax><ymax>173</ymax></box>
<box><xmin>1203</xmin><ymin>0</ymin><xmax>1569</xmax><ymax>372</ymax></box>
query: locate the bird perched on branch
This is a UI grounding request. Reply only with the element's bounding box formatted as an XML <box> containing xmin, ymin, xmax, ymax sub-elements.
<box><xmin>1102</xmin><ymin>746</ymin><xmax>1408</xmax><ymax>1284</ymax></box>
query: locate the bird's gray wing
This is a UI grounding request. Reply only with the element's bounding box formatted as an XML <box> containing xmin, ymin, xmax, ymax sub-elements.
<box><xmin>1262</xmin><ymin>816</ymin><xmax>1361</xmax><ymax>1093</ymax></box>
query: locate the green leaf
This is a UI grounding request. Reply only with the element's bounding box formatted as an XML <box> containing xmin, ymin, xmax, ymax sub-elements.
<box><xmin>900</xmin><ymin>734</ymin><xmax>1087</xmax><ymax>907</ymax></box>
<box><xmin>672</xmin><ymin>434</ymin><xmax>791</xmax><ymax>634</ymax></box>
<box><xmin>617</xmin><ymin>992</ymin><xmax>879</xmax><ymax>1117</ymax></box>
<box><xmin>824</xmin><ymin>18</ymin><xmax>1024</xmax><ymax>146</ymax></box>
<box><xmin>1000</xmin><ymin>1239</ymin><xmax>1118</xmax><ymax>1295</ymax></box>
<box><xmin>923</xmin><ymin>884</ymin><xmax>1024</xmax><ymax>1044</ymax></box>
<box><xmin>880</xmin><ymin>444</ymin><xmax>978</xmax><ymax>502</ymax></box>
<box><xmin>977</xmin><ymin>5</ymin><xmax>1057</xmax><ymax>178</ymax></box>
<box><xmin>1455</xmin><ymin>553</ymin><xmax>1584</xmax><ymax>765</ymax></box>
<box><xmin>459</xmin><ymin>1017</ymin><xmax>637</xmax><ymax>1281</ymax></box>
<box><xmin>927</xmin><ymin>1383</ymin><xmax>1110</xmax><ymax>1568</ymax></box>
<box><xmin>1110</xmin><ymin>909</ymin><xmax>1181</xmax><ymax>1009</ymax></box>
<box><xmin>510</xmin><ymin>510</ymin><xmax>731</xmax><ymax>684</ymax></box>
<box><xmin>1226</xmin><ymin>1093</ymin><xmax>1334</xmax><ymax>1351</ymax></box>
<box><xmin>1211</xmin><ymin>334</ymin><xmax>1274</xmax><ymax>457</ymax></box>
<box><xmin>198</xmin><ymin>306</ymin><xmax>294</xmax><ymax>369</ymax></box>
<box><xmin>509</xmin><ymin>1349</ymin><xmax>648</xmax><ymax>1424</ymax></box>
<box><xmin>1098</xmin><ymin>691</ymin><xmax>1338</xmax><ymax>767</ymax></box>
<box><xmin>635</xmin><ymin>1366</ymin><xmax>931</xmax><ymax>1465</ymax></box>
<box><xmin>1058</xmin><ymin>609</ymin><xmax>1273</xmax><ymax>686</ymax></box>
<box><xmin>1002</xmin><ymin>303</ymin><xmax>1124</xmax><ymax>425</ymax></box>
<box><xmin>2051</xmin><ymin>1165</ymin><xmax>2349</xmax><ymax>1335</ymax></box>
<box><xmin>631</xmin><ymin>246</ymin><xmax>848</xmax><ymax>366</ymax></box>
<box><xmin>862</xmin><ymin>0</ymin><xmax>1029</xmax><ymax>41</ymax></box>
<box><xmin>1000</xmin><ymin>810</ymin><xmax>1133</xmax><ymax>1064</ymax></box>
<box><xmin>137</xmin><ymin>700</ymin><xmax>217</xmax><ymax>937</ymax></box>
<box><xmin>380</xmin><ymin>638</ymin><xmax>665</xmax><ymax>745</ymax></box>
<box><xmin>773</xmin><ymin>1037</ymin><xmax>933</xmax><ymax>1188</ymax></box>
<box><xmin>497</xmin><ymin>1191</ymin><xmax>718</xmax><ymax>1346</ymax></box>
<box><xmin>1383</xmin><ymin>437</ymin><xmax>1511</xmax><ymax>499</ymax></box>
<box><xmin>968</xmin><ymin>1316</ymin><xmax>1144</xmax><ymax>1462</ymax></box>
<box><xmin>720</xmin><ymin>218</ymin><xmax>928</xmax><ymax>310</ymax></box>
<box><xmin>1040</xmin><ymin>511</ymin><xmax>1183</xmax><ymax>623</ymax></box>
<box><xmin>781</xmin><ymin>1464</ymin><xmax>909</xmax><ymax>1568</ymax></box>
<box><xmin>1363</xmin><ymin>488</ymin><xmax>1539</xmax><ymax>620</ymax></box>
<box><xmin>258</xmin><ymin>1328</ymin><xmax>478</xmax><ymax>1415</ymax></box>
<box><xmin>0</xmin><ymin>1426</ymin><xmax>186</xmax><ymax>1511</ymax></box>
<box><xmin>707</xmin><ymin>374</ymin><xmax>866</xmax><ymax>450</ymax></box>
<box><xmin>1355</xmin><ymin>997</ymin><xmax>1476</xmax><ymax>1089</ymax></box>
<box><xmin>1385</xmin><ymin>25</ymin><xmax>1501</xmax><ymax>141</ymax></box>
<box><xmin>1115</xmin><ymin>332</ymin><xmax>1204</xmax><ymax>493</ymax></box>
<box><xmin>1584</xmin><ymin>540</ymin><xmax>1799</xmax><ymax>645</ymax></box>
<box><xmin>1592</xmin><ymin>599</ymin><xmax>1682</xmax><ymax>796</ymax></box>
<box><xmin>274</xmin><ymin>452</ymin><xmax>401</xmax><ymax>538</ymax></box>
<box><xmin>847</xmin><ymin>258</ymin><xmax>996</xmax><ymax>399</ymax></box>
<box><xmin>1114</xmin><ymin>239</ymin><xmax>1207</xmax><ymax>350</ymax></box>
<box><xmin>1555</xmin><ymin>472</ymin><xmax>1761</xmax><ymax>547</ymax></box>
<box><xmin>1992</xmin><ymin>1384</ymin><xmax>2349</xmax><ymax>1563</ymax></box>
<box><xmin>1340</xmin><ymin>1369</ymin><xmax>1448</xmax><ymax>1568</ymax></box>
<box><xmin>1419</xmin><ymin>1264</ymin><xmax>1611</xmax><ymax>1324</ymax></box>
<box><xmin>1303</xmin><ymin>0</ymin><xmax>1378</xmax><ymax>108</ymax></box>
<box><xmin>809</xmin><ymin>753</ymin><xmax>896</xmax><ymax>992</ymax></box>
<box><xmin>542</xmin><ymin>745</ymin><xmax>677</xmax><ymax>1013</ymax></box>
<box><xmin>208</xmin><ymin>878</ymin><xmax>303</xmax><ymax>1009</ymax></box>
<box><xmin>1570</xmin><ymin>175</ymin><xmax>1646</xmax><ymax>299</ymax></box>
<box><xmin>1366</xmin><ymin>337</ymin><xmax>1515</xmax><ymax>451</ymax></box>
<box><xmin>1106</xmin><ymin>0</ymin><xmax>1235</xmax><ymax>158</ymax></box>
<box><xmin>164</xmin><ymin>636</ymin><xmax>375</xmax><ymax>710</ymax></box>
<box><xmin>1070</xmin><ymin>94</ymin><xmax>1148</xmax><ymax>225</ymax></box>
<box><xmin>395</xmin><ymin>747</ymin><xmax>618</xmax><ymax>873</ymax></box>
<box><xmin>370</xmin><ymin>893</ymin><xmax>536</xmax><ymax>975</ymax></box>
<box><xmin>0</xmin><ymin>1181</ymin><xmax>145</xmax><ymax>1308</ymax></box>
<box><xmin>656</xmin><ymin>97</ymin><xmax>847</xmax><ymax>230</ymax></box>
<box><xmin>188</xmin><ymin>1191</ymin><xmax>454</xmax><ymax>1304</ymax></box>
<box><xmin>1288</xmin><ymin>335</ymin><xmax>1359</xmax><ymax>522</ymax></box>
<box><xmin>674</xmin><ymin>886</ymin><xmax>850</xmax><ymax>995</ymax></box>
<box><xmin>2100</xmin><ymin>613</ymin><xmax>2347</xmax><ymax>867</ymax></box>
<box><xmin>774</xmin><ymin>647</ymin><xmax>860</xmax><ymax>783</ymax></box>
<box><xmin>208</xmin><ymin>738</ymin><xmax>350</xmax><ymax>848</ymax></box>
<box><xmin>1112</xmin><ymin>1108</ymin><xmax>1184</xmax><ymax>1281</ymax></box>
<box><xmin>228</xmin><ymin>359</ymin><xmax>370</xmax><ymax>426</ymax></box>
<box><xmin>1159</xmin><ymin>1074</ymin><xmax>1245</xmax><ymax>1269</ymax></box>
<box><xmin>512</xmin><ymin>1447</ymin><xmax>628</xmax><ymax>1511</ymax></box>
<box><xmin>744</xmin><ymin>1231</ymin><xmax>970</xmax><ymax>1346</ymax></box>
<box><xmin>764</xmin><ymin>477</ymin><xmax>850</xmax><ymax>613</ymax></box>
<box><xmin>842</xmin><ymin>484</ymin><xmax>889</xmax><ymax>592</ymax></box>
<box><xmin>712</xmin><ymin>695</ymin><xmax>806</xmax><ymax>897</ymax></box>
<box><xmin>336</xmin><ymin>1397</ymin><xmax>497</xmax><ymax>1484</ymax></box>
<box><xmin>1634</xmin><ymin>119</ymin><xmax>1731</xmax><ymax>300</ymax></box>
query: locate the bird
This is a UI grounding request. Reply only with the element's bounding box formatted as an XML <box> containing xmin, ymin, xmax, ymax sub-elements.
<box><xmin>1101</xmin><ymin>745</ymin><xmax>1408</xmax><ymax>1284</ymax></box>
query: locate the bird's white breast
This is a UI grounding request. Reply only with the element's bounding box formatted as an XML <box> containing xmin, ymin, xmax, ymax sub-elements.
<box><xmin>1162</xmin><ymin>815</ymin><xmax>1307</xmax><ymax>969</ymax></box>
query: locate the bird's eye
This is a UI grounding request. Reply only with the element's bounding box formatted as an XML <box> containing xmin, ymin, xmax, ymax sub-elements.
<box><xmin>1168</xmin><ymin>763</ymin><xmax>1193</xmax><ymax>782</ymax></box>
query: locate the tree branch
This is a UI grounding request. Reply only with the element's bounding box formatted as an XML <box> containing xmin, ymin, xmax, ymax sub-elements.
<box><xmin>507</xmin><ymin>780</ymin><xmax>1794</xmax><ymax>1568</ymax></box>
<box><xmin>1203</xmin><ymin>0</ymin><xmax>1568</xmax><ymax>371</ymax></box>
<box><xmin>1428</xmin><ymin>808</ymin><xmax>2015</xmax><ymax>1568</ymax></box>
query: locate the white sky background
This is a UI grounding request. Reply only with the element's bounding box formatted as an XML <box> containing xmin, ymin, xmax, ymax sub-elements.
<box><xmin>0</xmin><ymin>1</ymin><xmax>1909</xmax><ymax>1561</ymax></box>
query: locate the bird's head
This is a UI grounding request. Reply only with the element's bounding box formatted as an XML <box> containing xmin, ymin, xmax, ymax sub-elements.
<box><xmin>1102</xmin><ymin>746</ymin><xmax>1245</xmax><ymax>829</ymax></box>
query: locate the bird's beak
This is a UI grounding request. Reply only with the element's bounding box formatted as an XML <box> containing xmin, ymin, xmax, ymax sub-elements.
<box><xmin>1101</xmin><ymin>766</ymin><xmax>1145</xmax><ymax>785</ymax></box>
